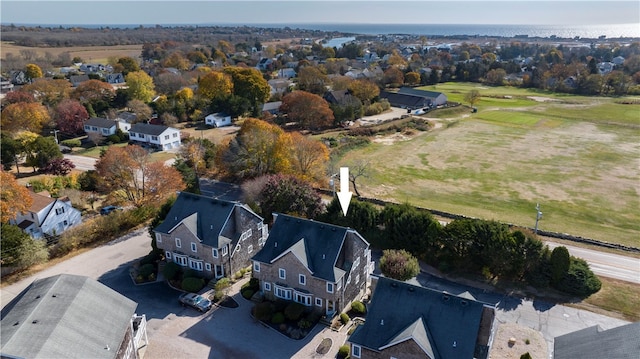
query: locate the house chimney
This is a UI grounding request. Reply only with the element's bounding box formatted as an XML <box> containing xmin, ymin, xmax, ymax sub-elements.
<box><xmin>380</xmin><ymin>319</ymin><xmax>384</xmax><ymax>326</ymax></box>
<box><xmin>322</xmin><ymin>254</ymin><xmax>326</xmax><ymax>259</ymax></box>
<box><xmin>275</xmin><ymin>242</ymin><xmax>277</xmax><ymax>248</ymax></box>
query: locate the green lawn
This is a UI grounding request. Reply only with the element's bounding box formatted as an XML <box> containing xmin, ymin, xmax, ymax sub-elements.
<box><xmin>336</xmin><ymin>84</ymin><xmax>640</xmax><ymax>247</ymax></box>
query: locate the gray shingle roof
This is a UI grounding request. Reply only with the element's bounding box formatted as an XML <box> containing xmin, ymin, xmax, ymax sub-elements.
<box><xmin>554</xmin><ymin>322</ymin><xmax>640</xmax><ymax>359</ymax></box>
<box><xmin>251</xmin><ymin>214</ymin><xmax>349</xmax><ymax>282</ymax></box>
<box><xmin>397</xmin><ymin>86</ymin><xmax>444</xmax><ymax>99</ymax></box>
<box><xmin>380</xmin><ymin>91</ymin><xmax>431</xmax><ymax>109</ymax></box>
<box><xmin>129</xmin><ymin>123</ymin><xmax>171</xmax><ymax>136</ymax></box>
<box><xmin>349</xmin><ymin>277</ymin><xmax>487</xmax><ymax>359</ymax></box>
<box><xmin>153</xmin><ymin>192</ymin><xmax>255</xmax><ymax>248</ymax></box>
<box><xmin>85</xmin><ymin>117</ymin><xmax>116</xmax><ymax>128</ymax></box>
<box><xmin>1</xmin><ymin>274</ymin><xmax>137</xmax><ymax>359</ymax></box>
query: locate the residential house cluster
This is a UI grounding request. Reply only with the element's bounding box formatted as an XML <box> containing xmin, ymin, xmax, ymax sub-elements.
<box><xmin>10</xmin><ymin>190</ymin><xmax>82</xmax><ymax>239</ymax></box>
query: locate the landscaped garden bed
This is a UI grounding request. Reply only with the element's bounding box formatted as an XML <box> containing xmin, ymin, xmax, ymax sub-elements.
<box><xmin>252</xmin><ymin>300</ymin><xmax>322</xmax><ymax>340</ymax></box>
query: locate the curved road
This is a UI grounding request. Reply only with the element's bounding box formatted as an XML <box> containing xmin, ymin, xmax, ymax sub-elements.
<box><xmin>64</xmin><ymin>153</ymin><xmax>640</xmax><ymax>284</ymax></box>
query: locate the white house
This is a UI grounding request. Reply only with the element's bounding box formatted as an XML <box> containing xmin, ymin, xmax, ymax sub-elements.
<box><xmin>11</xmin><ymin>191</ymin><xmax>82</xmax><ymax>239</ymax></box>
<box><xmin>128</xmin><ymin>123</ymin><xmax>181</xmax><ymax>150</ymax></box>
<box><xmin>114</xmin><ymin>111</ymin><xmax>137</xmax><ymax>133</ymax></box>
<box><xmin>205</xmin><ymin>113</ymin><xmax>232</xmax><ymax>128</ymax></box>
<box><xmin>84</xmin><ymin>117</ymin><xmax>117</xmax><ymax>136</ymax></box>
<box><xmin>277</xmin><ymin>68</ymin><xmax>296</xmax><ymax>79</ymax></box>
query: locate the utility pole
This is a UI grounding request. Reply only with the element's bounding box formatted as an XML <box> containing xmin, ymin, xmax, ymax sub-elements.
<box><xmin>51</xmin><ymin>129</ymin><xmax>60</xmax><ymax>144</ymax></box>
<box><xmin>329</xmin><ymin>173</ymin><xmax>338</xmax><ymax>197</ymax></box>
<box><xmin>534</xmin><ymin>203</ymin><xmax>543</xmax><ymax>234</ymax></box>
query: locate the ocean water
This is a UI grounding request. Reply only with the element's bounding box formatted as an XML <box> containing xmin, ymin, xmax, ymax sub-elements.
<box><xmin>271</xmin><ymin>23</ymin><xmax>640</xmax><ymax>39</ymax></box>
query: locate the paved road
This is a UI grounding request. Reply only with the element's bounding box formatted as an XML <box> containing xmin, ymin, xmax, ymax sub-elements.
<box><xmin>64</xmin><ymin>154</ymin><xmax>97</xmax><ymax>171</ymax></box>
<box><xmin>545</xmin><ymin>241</ymin><xmax>640</xmax><ymax>284</ymax></box>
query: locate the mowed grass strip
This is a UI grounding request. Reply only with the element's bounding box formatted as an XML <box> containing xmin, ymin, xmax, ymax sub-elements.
<box><xmin>337</xmin><ymin>85</ymin><xmax>640</xmax><ymax>247</ymax></box>
<box><xmin>582</xmin><ymin>278</ymin><xmax>640</xmax><ymax>322</ymax></box>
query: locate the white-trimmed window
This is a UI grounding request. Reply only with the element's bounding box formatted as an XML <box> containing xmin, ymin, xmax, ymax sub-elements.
<box><xmin>353</xmin><ymin>257</ymin><xmax>360</xmax><ymax>270</ymax></box>
<box><xmin>299</xmin><ymin>274</ymin><xmax>306</xmax><ymax>286</ymax></box>
<box><xmin>151</xmin><ymin>136</ymin><xmax>158</xmax><ymax>141</ymax></box>
<box><xmin>253</xmin><ymin>262</ymin><xmax>260</xmax><ymax>272</ymax></box>
<box><xmin>327</xmin><ymin>282</ymin><xmax>334</xmax><ymax>293</ymax></box>
<box><xmin>174</xmin><ymin>253</ymin><xmax>188</xmax><ymax>267</ymax></box>
<box><xmin>189</xmin><ymin>258</ymin><xmax>203</xmax><ymax>271</ymax></box>
<box><xmin>294</xmin><ymin>292</ymin><xmax>312</xmax><ymax>306</ymax></box>
<box><xmin>155</xmin><ymin>233</ymin><xmax>162</xmax><ymax>243</ymax></box>
<box><xmin>212</xmin><ymin>248</ymin><xmax>218</xmax><ymax>258</ymax></box>
<box><xmin>356</xmin><ymin>274</ymin><xmax>360</xmax><ymax>284</ymax></box>
<box><xmin>248</xmin><ymin>244</ymin><xmax>253</xmax><ymax>253</ymax></box>
<box><xmin>264</xmin><ymin>282</ymin><xmax>271</xmax><ymax>291</ymax></box>
<box><xmin>352</xmin><ymin>344</ymin><xmax>361</xmax><ymax>358</ymax></box>
<box><xmin>279</xmin><ymin>268</ymin><xmax>286</xmax><ymax>280</ymax></box>
<box><xmin>205</xmin><ymin>263</ymin><xmax>212</xmax><ymax>271</ymax></box>
<box><xmin>175</xmin><ymin>238</ymin><xmax>181</xmax><ymax>248</ymax></box>
<box><xmin>173</xmin><ymin>133</ymin><xmax>178</xmax><ymax>138</ymax></box>
<box><xmin>221</xmin><ymin>245</ymin><xmax>228</xmax><ymax>256</ymax></box>
<box><xmin>164</xmin><ymin>135</ymin><xmax>170</xmax><ymax>140</ymax></box>
<box><xmin>55</xmin><ymin>207</ymin><xmax>65</xmax><ymax>215</ymax></box>
<box><xmin>240</xmin><ymin>229</ymin><xmax>252</xmax><ymax>241</ymax></box>
<box><xmin>165</xmin><ymin>251</ymin><xmax>172</xmax><ymax>259</ymax></box>
<box><xmin>190</xmin><ymin>242</ymin><xmax>197</xmax><ymax>253</ymax></box>
<box><xmin>234</xmin><ymin>243</ymin><xmax>241</xmax><ymax>253</ymax></box>
<box><xmin>315</xmin><ymin>298</ymin><xmax>323</xmax><ymax>307</ymax></box>
<box><xmin>274</xmin><ymin>285</ymin><xmax>292</xmax><ymax>300</ymax></box>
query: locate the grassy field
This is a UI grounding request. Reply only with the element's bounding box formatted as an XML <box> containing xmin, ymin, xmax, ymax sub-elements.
<box><xmin>582</xmin><ymin>277</ymin><xmax>640</xmax><ymax>322</ymax></box>
<box><xmin>338</xmin><ymin>83</ymin><xmax>640</xmax><ymax>247</ymax></box>
<box><xmin>0</xmin><ymin>42</ymin><xmax>142</xmax><ymax>64</ymax></box>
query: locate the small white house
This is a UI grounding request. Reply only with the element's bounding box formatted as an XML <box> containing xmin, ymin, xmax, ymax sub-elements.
<box><xmin>84</xmin><ymin>117</ymin><xmax>117</xmax><ymax>136</ymax></box>
<box><xmin>11</xmin><ymin>191</ymin><xmax>82</xmax><ymax>239</ymax></box>
<box><xmin>205</xmin><ymin>113</ymin><xmax>232</xmax><ymax>128</ymax></box>
<box><xmin>129</xmin><ymin>123</ymin><xmax>181</xmax><ymax>151</ymax></box>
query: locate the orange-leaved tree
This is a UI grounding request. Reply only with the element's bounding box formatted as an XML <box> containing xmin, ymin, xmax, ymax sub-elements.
<box><xmin>280</xmin><ymin>90</ymin><xmax>335</xmax><ymax>131</ymax></box>
<box><xmin>95</xmin><ymin>145</ymin><xmax>184</xmax><ymax>206</ymax></box>
<box><xmin>0</xmin><ymin>102</ymin><xmax>51</xmax><ymax>135</ymax></box>
<box><xmin>0</xmin><ymin>171</ymin><xmax>33</xmax><ymax>223</ymax></box>
<box><xmin>288</xmin><ymin>132</ymin><xmax>329</xmax><ymax>184</ymax></box>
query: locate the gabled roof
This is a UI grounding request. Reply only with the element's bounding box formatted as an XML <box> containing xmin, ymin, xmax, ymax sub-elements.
<box><xmin>349</xmin><ymin>277</ymin><xmax>487</xmax><ymax>359</ymax></box>
<box><xmin>129</xmin><ymin>123</ymin><xmax>173</xmax><ymax>136</ymax></box>
<box><xmin>154</xmin><ymin>192</ymin><xmax>259</xmax><ymax>248</ymax></box>
<box><xmin>115</xmin><ymin>111</ymin><xmax>137</xmax><ymax>123</ymax></box>
<box><xmin>554</xmin><ymin>322</ymin><xmax>640</xmax><ymax>359</ymax></box>
<box><xmin>28</xmin><ymin>191</ymin><xmax>55</xmax><ymax>213</ymax></box>
<box><xmin>85</xmin><ymin>117</ymin><xmax>116</xmax><ymax>128</ymax></box>
<box><xmin>0</xmin><ymin>274</ymin><xmax>137</xmax><ymax>359</ymax></box>
<box><xmin>397</xmin><ymin>87</ymin><xmax>444</xmax><ymax>99</ymax></box>
<box><xmin>251</xmin><ymin>214</ymin><xmax>350</xmax><ymax>282</ymax></box>
<box><xmin>380</xmin><ymin>91</ymin><xmax>431</xmax><ymax>108</ymax></box>
<box><xmin>262</xmin><ymin>101</ymin><xmax>282</xmax><ymax>112</ymax></box>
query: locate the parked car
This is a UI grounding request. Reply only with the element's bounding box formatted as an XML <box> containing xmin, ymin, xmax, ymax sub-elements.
<box><xmin>178</xmin><ymin>293</ymin><xmax>212</xmax><ymax>312</ymax></box>
<box><xmin>100</xmin><ymin>205</ymin><xmax>123</xmax><ymax>215</ymax></box>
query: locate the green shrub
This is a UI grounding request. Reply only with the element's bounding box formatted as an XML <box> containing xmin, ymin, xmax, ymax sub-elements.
<box><xmin>242</xmin><ymin>277</ymin><xmax>260</xmax><ymax>291</ymax></box>
<box><xmin>340</xmin><ymin>313</ymin><xmax>350</xmax><ymax>325</ymax></box>
<box><xmin>559</xmin><ymin>257</ymin><xmax>602</xmax><ymax>297</ymax></box>
<box><xmin>550</xmin><ymin>246</ymin><xmax>570</xmax><ymax>286</ymax></box>
<box><xmin>135</xmin><ymin>274</ymin><xmax>144</xmax><ymax>283</ymax></box>
<box><xmin>138</xmin><ymin>263</ymin><xmax>155</xmax><ymax>278</ymax></box>
<box><xmin>61</xmin><ymin>138</ymin><xmax>81</xmax><ymax>147</ymax></box>
<box><xmin>148</xmin><ymin>272</ymin><xmax>156</xmax><ymax>281</ymax></box>
<box><xmin>253</xmin><ymin>302</ymin><xmax>274</xmax><ymax>321</ymax></box>
<box><xmin>181</xmin><ymin>277</ymin><xmax>205</xmax><ymax>293</ymax></box>
<box><xmin>337</xmin><ymin>344</ymin><xmax>350</xmax><ymax>359</ymax></box>
<box><xmin>284</xmin><ymin>302</ymin><xmax>305</xmax><ymax>321</ymax></box>
<box><xmin>271</xmin><ymin>312</ymin><xmax>285</xmax><ymax>324</ymax></box>
<box><xmin>242</xmin><ymin>289</ymin><xmax>254</xmax><ymax>300</ymax></box>
<box><xmin>183</xmin><ymin>269</ymin><xmax>197</xmax><ymax>279</ymax></box>
<box><xmin>214</xmin><ymin>277</ymin><xmax>231</xmax><ymax>293</ymax></box>
<box><xmin>107</xmin><ymin>134</ymin><xmax>120</xmax><ymax>144</ymax></box>
<box><xmin>351</xmin><ymin>301</ymin><xmax>366</xmax><ymax>314</ymax></box>
<box><xmin>297</xmin><ymin>318</ymin><xmax>312</xmax><ymax>329</ymax></box>
<box><xmin>162</xmin><ymin>261</ymin><xmax>181</xmax><ymax>280</ymax></box>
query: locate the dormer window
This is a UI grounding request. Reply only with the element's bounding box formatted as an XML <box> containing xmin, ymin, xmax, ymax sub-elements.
<box><xmin>221</xmin><ymin>245</ymin><xmax>228</xmax><ymax>256</ymax></box>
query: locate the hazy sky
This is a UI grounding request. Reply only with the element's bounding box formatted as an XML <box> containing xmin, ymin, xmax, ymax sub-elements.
<box><xmin>1</xmin><ymin>1</ymin><xmax>639</xmax><ymax>26</ymax></box>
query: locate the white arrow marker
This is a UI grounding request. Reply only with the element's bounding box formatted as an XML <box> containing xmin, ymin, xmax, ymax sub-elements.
<box><xmin>337</xmin><ymin>167</ymin><xmax>353</xmax><ymax>216</ymax></box>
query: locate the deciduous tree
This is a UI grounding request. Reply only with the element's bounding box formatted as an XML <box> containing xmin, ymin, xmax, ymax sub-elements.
<box><xmin>3</xmin><ymin>90</ymin><xmax>36</xmax><ymax>104</ymax></box>
<box><xmin>163</xmin><ymin>51</ymin><xmax>190</xmax><ymax>70</ymax></box>
<box><xmin>296</xmin><ymin>66</ymin><xmax>329</xmax><ymax>95</ymax></box>
<box><xmin>405</xmin><ymin>71</ymin><xmax>421</xmax><ymax>85</ymax></box>
<box><xmin>379</xmin><ymin>249</ymin><xmax>420</xmax><ymax>281</ymax></box>
<box><xmin>348</xmin><ymin>79</ymin><xmax>380</xmax><ymax>103</ymax></box>
<box><xmin>280</xmin><ymin>91</ymin><xmax>335</xmax><ymax>130</ymax></box>
<box><xmin>254</xmin><ymin>174</ymin><xmax>324</xmax><ymax>223</ymax></box>
<box><xmin>41</xmin><ymin>158</ymin><xmax>75</xmax><ymax>176</ymax></box>
<box><xmin>0</xmin><ymin>223</ymin><xmax>48</xmax><ymax>270</ymax></box>
<box><xmin>126</xmin><ymin>99</ymin><xmax>153</xmax><ymax>122</ymax></box>
<box><xmin>95</xmin><ymin>145</ymin><xmax>184</xmax><ymax>206</ymax></box>
<box><xmin>464</xmin><ymin>89</ymin><xmax>481</xmax><ymax>107</ymax></box>
<box><xmin>383</xmin><ymin>67</ymin><xmax>404</xmax><ymax>87</ymax></box>
<box><xmin>126</xmin><ymin>70</ymin><xmax>156</xmax><ymax>103</ymax></box>
<box><xmin>197</xmin><ymin>71</ymin><xmax>233</xmax><ymax>101</ymax></box>
<box><xmin>117</xmin><ymin>56</ymin><xmax>140</xmax><ymax>75</ymax></box>
<box><xmin>23</xmin><ymin>79</ymin><xmax>72</xmax><ymax>107</ymax></box>
<box><xmin>0</xmin><ymin>171</ymin><xmax>33</xmax><ymax>222</ymax></box>
<box><xmin>289</xmin><ymin>132</ymin><xmax>329</xmax><ymax>183</ymax></box>
<box><xmin>223</xmin><ymin>67</ymin><xmax>270</xmax><ymax>114</ymax></box>
<box><xmin>72</xmin><ymin>79</ymin><xmax>115</xmax><ymax>106</ymax></box>
<box><xmin>55</xmin><ymin>99</ymin><xmax>89</xmax><ymax>135</ymax></box>
<box><xmin>24</xmin><ymin>136</ymin><xmax>62</xmax><ymax>172</ymax></box>
<box><xmin>24</xmin><ymin>63</ymin><xmax>43</xmax><ymax>81</ymax></box>
<box><xmin>1</xmin><ymin>102</ymin><xmax>50</xmax><ymax>134</ymax></box>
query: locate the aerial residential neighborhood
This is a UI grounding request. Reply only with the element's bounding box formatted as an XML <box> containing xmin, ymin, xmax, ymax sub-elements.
<box><xmin>1</xmin><ymin>2</ymin><xmax>639</xmax><ymax>358</ymax></box>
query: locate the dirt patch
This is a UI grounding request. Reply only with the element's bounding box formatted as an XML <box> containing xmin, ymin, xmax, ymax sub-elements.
<box><xmin>1</xmin><ymin>42</ymin><xmax>143</xmax><ymax>62</ymax></box>
<box><xmin>528</xmin><ymin>96</ymin><xmax>559</xmax><ymax>102</ymax></box>
<box><xmin>490</xmin><ymin>322</ymin><xmax>547</xmax><ymax>359</ymax></box>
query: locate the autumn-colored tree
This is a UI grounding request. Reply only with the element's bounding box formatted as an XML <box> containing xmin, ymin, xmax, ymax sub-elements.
<box><xmin>217</xmin><ymin>118</ymin><xmax>291</xmax><ymax>180</ymax></box>
<box><xmin>95</xmin><ymin>145</ymin><xmax>185</xmax><ymax>206</ymax></box>
<box><xmin>154</xmin><ymin>72</ymin><xmax>188</xmax><ymax>95</ymax></box>
<box><xmin>0</xmin><ymin>171</ymin><xmax>33</xmax><ymax>222</ymax></box>
<box><xmin>280</xmin><ymin>91</ymin><xmax>335</xmax><ymax>130</ymax></box>
<box><xmin>163</xmin><ymin>51</ymin><xmax>190</xmax><ymax>70</ymax></box>
<box><xmin>24</xmin><ymin>63</ymin><xmax>43</xmax><ymax>81</ymax></box>
<box><xmin>464</xmin><ymin>89</ymin><xmax>481</xmax><ymax>107</ymax></box>
<box><xmin>23</xmin><ymin>79</ymin><xmax>72</xmax><ymax>107</ymax></box>
<box><xmin>126</xmin><ymin>99</ymin><xmax>153</xmax><ymax>122</ymax></box>
<box><xmin>223</xmin><ymin>67</ymin><xmax>271</xmax><ymax>112</ymax></box>
<box><xmin>217</xmin><ymin>40</ymin><xmax>234</xmax><ymax>54</ymax></box>
<box><xmin>405</xmin><ymin>71</ymin><xmax>421</xmax><ymax>85</ymax></box>
<box><xmin>348</xmin><ymin>79</ymin><xmax>380</xmax><ymax>103</ymax></box>
<box><xmin>55</xmin><ymin>99</ymin><xmax>89</xmax><ymax>135</ymax></box>
<box><xmin>187</xmin><ymin>50</ymin><xmax>208</xmax><ymax>64</ymax></box>
<box><xmin>255</xmin><ymin>174</ymin><xmax>324</xmax><ymax>223</ymax></box>
<box><xmin>73</xmin><ymin>79</ymin><xmax>115</xmax><ymax>103</ymax></box>
<box><xmin>24</xmin><ymin>136</ymin><xmax>62</xmax><ymax>172</ymax></box>
<box><xmin>289</xmin><ymin>132</ymin><xmax>329</xmax><ymax>183</ymax></box>
<box><xmin>296</xmin><ymin>66</ymin><xmax>329</xmax><ymax>95</ymax></box>
<box><xmin>383</xmin><ymin>67</ymin><xmax>404</xmax><ymax>87</ymax></box>
<box><xmin>331</xmin><ymin>75</ymin><xmax>353</xmax><ymax>91</ymax></box>
<box><xmin>387</xmin><ymin>50</ymin><xmax>408</xmax><ymax>69</ymax></box>
<box><xmin>126</xmin><ymin>70</ymin><xmax>156</xmax><ymax>103</ymax></box>
<box><xmin>3</xmin><ymin>90</ymin><xmax>36</xmax><ymax>104</ymax></box>
<box><xmin>197</xmin><ymin>71</ymin><xmax>233</xmax><ymax>101</ymax></box>
<box><xmin>1</xmin><ymin>102</ymin><xmax>50</xmax><ymax>134</ymax></box>
<box><xmin>41</xmin><ymin>158</ymin><xmax>75</xmax><ymax>176</ymax></box>
<box><xmin>117</xmin><ymin>56</ymin><xmax>140</xmax><ymax>75</ymax></box>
